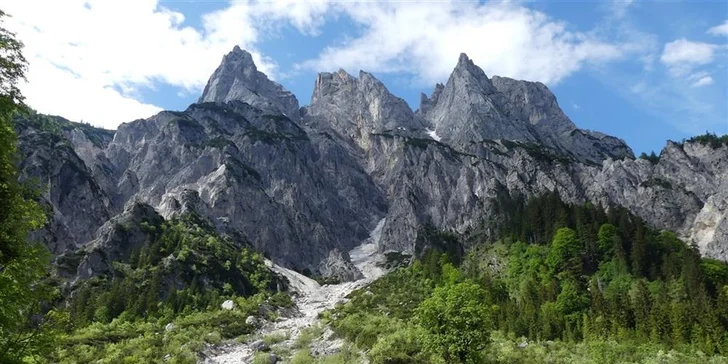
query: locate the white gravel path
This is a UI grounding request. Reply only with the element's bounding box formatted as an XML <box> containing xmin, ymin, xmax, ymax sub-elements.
<box><xmin>202</xmin><ymin>219</ymin><xmax>387</xmax><ymax>364</ymax></box>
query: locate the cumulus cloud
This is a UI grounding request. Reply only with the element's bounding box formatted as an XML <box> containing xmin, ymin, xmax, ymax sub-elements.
<box><xmin>3</xmin><ymin>0</ymin><xmax>716</xmax><ymax>132</ymax></box>
<box><xmin>707</xmin><ymin>20</ymin><xmax>728</xmax><ymax>36</ymax></box>
<box><xmin>22</xmin><ymin>60</ymin><xmax>162</xmax><ymax>126</ymax></box>
<box><xmin>299</xmin><ymin>2</ymin><xmax>632</xmax><ymax>86</ymax></box>
<box><xmin>1</xmin><ymin>0</ymin><xmax>305</xmax><ymax>128</ymax></box>
<box><xmin>660</xmin><ymin>38</ymin><xmax>716</xmax><ymax>76</ymax></box>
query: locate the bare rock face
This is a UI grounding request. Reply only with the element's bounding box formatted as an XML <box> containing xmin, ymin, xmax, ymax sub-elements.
<box><xmin>417</xmin><ymin>83</ymin><xmax>444</xmax><ymax>117</ymax></box>
<box><xmin>14</xmin><ymin>116</ymin><xmax>113</xmax><ymax>257</ymax></box>
<box><xmin>102</xmin><ymin>101</ymin><xmax>387</xmax><ymax>272</ymax></box>
<box><xmin>199</xmin><ymin>46</ymin><xmax>300</xmax><ymax>119</ymax></box>
<box><xmin>490</xmin><ymin>75</ymin><xmax>632</xmax><ymax>164</ymax></box>
<box><xmin>318</xmin><ymin>249</ymin><xmax>364</xmax><ymax>282</ymax></box>
<box><xmin>73</xmin><ymin>202</ymin><xmax>163</xmax><ymax>282</ymax></box>
<box><xmin>420</xmin><ymin>53</ymin><xmax>633</xmax><ymax>165</ymax></box>
<box><xmin>13</xmin><ymin>46</ymin><xmax>728</xmax><ymax>286</ymax></box>
<box><xmin>423</xmin><ymin>54</ymin><xmax>536</xmax><ymax>148</ymax></box>
<box><xmin>306</xmin><ymin>69</ymin><xmax>427</xmax><ymax>152</ymax></box>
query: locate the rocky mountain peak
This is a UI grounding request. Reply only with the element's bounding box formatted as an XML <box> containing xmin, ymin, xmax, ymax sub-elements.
<box><xmin>198</xmin><ymin>46</ymin><xmax>300</xmax><ymax>118</ymax></box>
<box><xmin>449</xmin><ymin>52</ymin><xmax>497</xmax><ymax>94</ymax></box>
<box><xmin>16</xmin><ymin>46</ymin><xmax>723</xmax><ymax>295</ymax></box>
<box><xmin>311</xmin><ymin>69</ymin><xmax>356</xmax><ymax>104</ymax></box>
<box><xmin>418</xmin><ymin>83</ymin><xmax>445</xmax><ymax>115</ymax></box>
<box><xmin>307</xmin><ymin>69</ymin><xmax>423</xmax><ymax>147</ymax></box>
<box><xmin>420</xmin><ymin>53</ymin><xmax>632</xmax><ymax>163</ymax></box>
<box><xmin>490</xmin><ymin>75</ymin><xmax>575</xmax><ymax>132</ymax></box>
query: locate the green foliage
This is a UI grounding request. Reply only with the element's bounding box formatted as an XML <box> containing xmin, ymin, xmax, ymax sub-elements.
<box><xmin>262</xmin><ymin>332</ymin><xmax>289</xmax><ymax>346</ymax></box>
<box><xmin>14</xmin><ymin>110</ymin><xmax>114</xmax><ymax>148</ymax></box>
<box><xmin>67</xmin><ymin>213</ymin><xmax>279</xmax><ymax>327</ymax></box>
<box><xmin>546</xmin><ymin>228</ymin><xmax>582</xmax><ymax>277</ymax></box>
<box><xmin>291</xmin><ymin>349</ymin><xmax>316</xmax><ymax>364</ymax></box>
<box><xmin>416</xmin><ymin>280</ymin><xmax>493</xmax><ymax>363</ymax></box>
<box><xmin>0</xmin><ymin>9</ymin><xmax>26</xmax><ymax>109</ymax></box>
<box><xmin>293</xmin><ymin>325</ymin><xmax>323</xmax><ymax>350</ymax></box>
<box><xmin>483</xmin><ymin>330</ymin><xmax>728</xmax><ymax>364</ymax></box>
<box><xmin>379</xmin><ymin>251</ymin><xmax>412</xmax><ymax>270</ymax></box>
<box><xmin>54</xmin><ymin>212</ymin><xmax>290</xmax><ymax>362</ymax></box>
<box><xmin>269</xmin><ymin>291</ymin><xmax>295</xmax><ymax>308</ymax></box>
<box><xmin>639</xmin><ymin>151</ymin><xmax>660</xmax><ymax>164</ymax></box>
<box><xmin>684</xmin><ymin>132</ymin><xmax>728</xmax><ymax>149</ymax></box>
<box><xmin>53</xmin><ymin>309</ymin><xmax>262</xmax><ymax>364</ymax></box>
<box><xmin>0</xmin><ymin>10</ymin><xmax>61</xmax><ymax>362</ymax></box>
<box><xmin>369</xmin><ymin>325</ymin><xmax>430</xmax><ymax>364</ymax></box>
<box><xmin>328</xmin><ymin>194</ymin><xmax>728</xmax><ymax>363</ymax></box>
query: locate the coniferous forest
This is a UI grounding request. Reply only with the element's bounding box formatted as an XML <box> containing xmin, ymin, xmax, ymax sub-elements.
<box><xmin>323</xmin><ymin>193</ymin><xmax>728</xmax><ymax>363</ymax></box>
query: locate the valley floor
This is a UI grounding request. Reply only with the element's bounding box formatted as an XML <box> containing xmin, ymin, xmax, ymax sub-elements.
<box><xmin>203</xmin><ymin>220</ymin><xmax>388</xmax><ymax>363</ymax></box>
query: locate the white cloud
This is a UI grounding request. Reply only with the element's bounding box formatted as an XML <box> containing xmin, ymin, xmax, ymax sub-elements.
<box><xmin>22</xmin><ymin>61</ymin><xmax>162</xmax><ymax>127</ymax></box>
<box><xmin>688</xmin><ymin>72</ymin><xmax>714</xmax><ymax>88</ymax></box>
<box><xmin>661</xmin><ymin>39</ymin><xmax>715</xmax><ymax>65</ymax></box>
<box><xmin>691</xmin><ymin>76</ymin><xmax>714</xmax><ymax>88</ymax></box>
<box><xmin>2</xmin><ymin>0</ymin><xmax>722</xmax><ymax>134</ymax></box>
<box><xmin>660</xmin><ymin>38</ymin><xmax>716</xmax><ymax>76</ymax></box>
<box><xmin>298</xmin><ymin>2</ymin><xmax>634</xmax><ymax>86</ymax></box>
<box><xmin>707</xmin><ymin>20</ymin><xmax>728</xmax><ymax>36</ymax></box>
<box><xmin>3</xmin><ymin>0</ymin><xmax>639</xmax><ymax>128</ymax></box>
<box><xmin>1</xmin><ymin>0</ymin><xmax>309</xmax><ymax>129</ymax></box>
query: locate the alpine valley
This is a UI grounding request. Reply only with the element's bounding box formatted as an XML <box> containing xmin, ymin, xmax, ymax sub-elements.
<box><xmin>9</xmin><ymin>46</ymin><xmax>728</xmax><ymax>363</ymax></box>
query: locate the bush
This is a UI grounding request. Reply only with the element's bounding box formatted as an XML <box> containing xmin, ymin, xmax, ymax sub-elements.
<box><xmin>269</xmin><ymin>292</ymin><xmax>295</xmax><ymax>308</ymax></box>
<box><xmin>369</xmin><ymin>325</ymin><xmax>431</xmax><ymax>364</ymax></box>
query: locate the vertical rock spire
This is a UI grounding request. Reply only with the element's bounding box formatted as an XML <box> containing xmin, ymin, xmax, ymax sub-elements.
<box><xmin>199</xmin><ymin>46</ymin><xmax>300</xmax><ymax>118</ymax></box>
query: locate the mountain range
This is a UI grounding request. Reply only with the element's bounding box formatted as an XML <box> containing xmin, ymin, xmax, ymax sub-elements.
<box><xmin>14</xmin><ymin>46</ymin><xmax>728</xmax><ymax>283</ymax></box>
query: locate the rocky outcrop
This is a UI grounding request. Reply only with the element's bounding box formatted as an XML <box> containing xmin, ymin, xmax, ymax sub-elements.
<box><xmin>14</xmin><ymin>116</ymin><xmax>113</xmax><ymax>257</ymax></box>
<box><xmin>13</xmin><ymin>47</ymin><xmax>728</xmax><ymax>286</ymax></box>
<box><xmin>490</xmin><ymin>75</ymin><xmax>633</xmax><ymax>164</ymax></box>
<box><xmin>417</xmin><ymin>83</ymin><xmax>444</xmax><ymax>117</ymax></box>
<box><xmin>318</xmin><ymin>249</ymin><xmax>364</xmax><ymax>282</ymax></box>
<box><xmin>306</xmin><ymin>69</ymin><xmax>426</xmax><ymax>152</ymax></box>
<box><xmin>422</xmin><ymin>54</ymin><xmax>535</xmax><ymax>148</ymax></box>
<box><xmin>420</xmin><ymin>53</ymin><xmax>633</xmax><ymax>165</ymax></box>
<box><xmin>72</xmin><ymin>202</ymin><xmax>163</xmax><ymax>282</ymax></box>
<box><xmin>103</xmin><ymin>101</ymin><xmax>387</xmax><ymax>272</ymax></box>
<box><xmin>199</xmin><ymin>46</ymin><xmax>300</xmax><ymax>118</ymax></box>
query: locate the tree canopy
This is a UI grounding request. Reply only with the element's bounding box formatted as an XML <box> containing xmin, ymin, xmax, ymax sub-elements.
<box><xmin>0</xmin><ymin>9</ymin><xmax>58</xmax><ymax>363</ymax></box>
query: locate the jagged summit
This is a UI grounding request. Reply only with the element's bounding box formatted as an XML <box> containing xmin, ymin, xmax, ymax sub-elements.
<box><xmin>306</xmin><ymin>68</ymin><xmax>425</xmax><ymax>147</ymax></box>
<box><xmin>449</xmin><ymin>52</ymin><xmax>498</xmax><ymax>94</ymax></box>
<box><xmin>194</xmin><ymin>47</ymin><xmax>631</xmax><ymax>163</ymax></box>
<box><xmin>198</xmin><ymin>46</ymin><xmax>300</xmax><ymax>118</ymax></box>
<box><xmin>418</xmin><ymin>83</ymin><xmax>445</xmax><ymax>115</ymax></box>
<box><xmin>10</xmin><ymin>45</ymin><xmax>728</xmax><ymax>292</ymax></box>
<box><xmin>419</xmin><ymin>53</ymin><xmax>633</xmax><ymax>163</ymax></box>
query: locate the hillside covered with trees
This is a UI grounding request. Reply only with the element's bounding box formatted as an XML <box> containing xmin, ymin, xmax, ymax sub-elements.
<box><xmin>321</xmin><ymin>193</ymin><xmax>728</xmax><ymax>363</ymax></box>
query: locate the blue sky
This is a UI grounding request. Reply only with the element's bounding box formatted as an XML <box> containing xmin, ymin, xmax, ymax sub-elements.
<box><xmin>3</xmin><ymin>0</ymin><xmax>727</xmax><ymax>155</ymax></box>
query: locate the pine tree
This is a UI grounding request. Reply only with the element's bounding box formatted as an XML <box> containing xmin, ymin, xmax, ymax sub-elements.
<box><xmin>630</xmin><ymin>279</ymin><xmax>652</xmax><ymax>341</ymax></box>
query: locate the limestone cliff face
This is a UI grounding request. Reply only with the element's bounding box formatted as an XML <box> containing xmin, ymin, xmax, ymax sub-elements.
<box><xmin>306</xmin><ymin>69</ymin><xmax>426</xmax><ymax>153</ymax></box>
<box><xmin>199</xmin><ymin>46</ymin><xmax>300</xmax><ymax>119</ymax></box>
<box><xmin>14</xmin><ymin>115</ymin><xmax>114</xmax><ymax>258</ymax></box>
<box><xmin>420</xmin><ymin>54</ymin><xmax>633</xmax><ymax>165</ymax></box>
<box><xmin>15</xmin><ymin>48</ymin><xmax>728</xmax><ymax>283</ymax></box>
